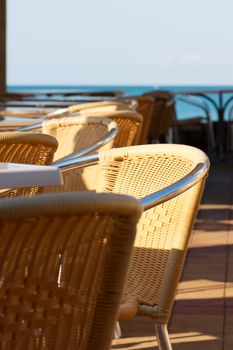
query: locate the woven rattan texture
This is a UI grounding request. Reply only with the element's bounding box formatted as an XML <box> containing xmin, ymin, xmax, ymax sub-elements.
<box><xmin>0</xmin><ymin>192</ymin><xmax>141</xmax><ymax>349</ymax></box>
<box><xmin>97</xmin><ymin>144</ymin><xmax>209</xmax><ymax>321</ymax></box>
<box><xmin>76</xmin><ymin>111</ymin><xmax>143</xmax><ymax>191</ymax></box>
<box><xmin>0</xmin><ymin>132</ymin><xmax>58</xmax><ymax>198</ymax></box>
<box><xmin>78</xmin><ymin>111</ymin><xmax>142</xmax><ymax>147</ymax></box>
<box><xmin>43</xmin><ymin>111</ymin><xmax>143</xmax><ymax>193</ymax></box>
<box><xmin>42</xmin><ymin>116</ymin><xmax>115</xmax><ymax>162</ymax></box>
<box><xmin>131</xmin><ymin>96</ymin><xmax>154</xmax><ymax>144</ymax></box>
<box><xmin>68</xmin><ymin>101</ymin><xmax>133</xmax><ymax>114</ymax></box>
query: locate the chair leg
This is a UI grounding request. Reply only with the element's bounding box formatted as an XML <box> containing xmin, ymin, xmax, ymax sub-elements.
<box><xmin>114</xmin><ymin>321</ymin><xmax>122</xmax><ymax>339</ymax></box>
<box><xmin>155</xmin><ymin>323</ymin><xmax>173</xmax><ymax>350</ymax></box>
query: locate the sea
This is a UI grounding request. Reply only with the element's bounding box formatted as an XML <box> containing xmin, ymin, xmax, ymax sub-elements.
<box><xmin>8</xmin><ymin>85</ymin><xmax>233</xmax><ymax>121</ymax></box>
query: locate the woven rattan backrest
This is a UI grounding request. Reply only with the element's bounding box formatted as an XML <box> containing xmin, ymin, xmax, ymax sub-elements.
<box><xmin>42</xmin><ymin>116</ymin><xmax>116</xmax><ymax>162</ymax></box>
<box><xmin>0</xmin><ymin>192</ymin><xmax>141</xmax><ymax>350</ymax></box>
<box><xmin>42</xmin><ymin>111</ymin><xmax>143</xmax><ymax>192</ymax></box>
<box><xmin>143</xmin><ymin>91</ymin><xmax>175</xmax><ymax>142</ymax></box>
<box><xmin>129</xmin><ymin>96</ymin><xmax>154</xmax><ymax>144</ymax></box>
<box><xmin>49</xmin><ymin>110</ymin><xmax>143</xmax><ymax>192</ymax></box>
<box><xmin>0</xmin><ymin>132</ymin><xmax>58</xmax><ymax>197</ymax></box>
<box><xmin>67</xmin><ymin>101</ymin><xmax>133</xmax><ymax>114</ymax></box>
<box><xmin>78</xmin><ymin>110</ymin><xmax>143</xmax><ymax>147</ymax></box>
<box><xmin>96</xmin><ymin>144</ymin><xmax>209</xmax><ymax>321</ymax></box>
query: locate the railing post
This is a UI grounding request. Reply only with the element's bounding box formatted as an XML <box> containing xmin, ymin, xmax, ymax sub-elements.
<box><xmin>0</xmin><ymin>0</ymin><xmax>6</xmax><ymax>93</ymax></box>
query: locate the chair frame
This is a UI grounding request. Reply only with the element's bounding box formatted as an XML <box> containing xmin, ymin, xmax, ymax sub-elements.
<box><xmin>56</xmin><ymin>150</ymin><xmax>208</xmax><ymax>208</ymax></box>
<box><xmin>18</xmin><ymin>116</ymin><xmax>118</xmax><ymax>161</ymax></box>
<box><xmin>55</xmin><ymin>145</ymin><xmax>209</xmax><ymax>350</ymax></box>
<box><xmin>0</xmin><ymin>191</ymin><xmax>142</xmax><ymax>350</ymax></box>
<box><xmin>0</xmin><ymin>131</ymin><xmax>58</xmax><ymax>198</ymax></box>
<box><xmin>174</xmin><ymin>94</ymin><xmax>216</xmax><ymax>154</ymax></box>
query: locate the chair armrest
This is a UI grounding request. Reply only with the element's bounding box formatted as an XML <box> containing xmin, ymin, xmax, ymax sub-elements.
<box><xmin>175</xmin><ymin>94</ymin><xmax>211</xmax><ymax>121</ymax></box>
<box><xmin>56</xmin><ymin>152</ymin><xmax>100</xmax><ymax>172</ymax></box>
<box><xmin>54</xmin><ymin>125</ymin><xmax>118</xmax><ymax>162</ymax></box>
<box><xmin>140</xmin><ymin>162</ymin><xmax>208</xmax><ymax>210</ymax></box>
<box><xmin>18</xmin><ymin>122</ymin><xmax>43</xmax><ymax>132</ymax></box>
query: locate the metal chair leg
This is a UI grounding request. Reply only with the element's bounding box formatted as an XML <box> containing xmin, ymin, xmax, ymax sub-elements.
<box><xmin>155</xmin><ymin>323</ymin><xmax>173</xmax><ymax>350</ymax></box>
<box><xmin>114</xmin><ymin>321</ymin><xmax>122</xmax><ymax>339</ymax></box>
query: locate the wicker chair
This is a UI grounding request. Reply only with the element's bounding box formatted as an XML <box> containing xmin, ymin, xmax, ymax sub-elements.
<box><xmin>0</xmin><ymin>191</ymin><xmax>142</xmax><ymax>350</ymax></box>
<box><xmin>47</xmin><ymin>108</ymin><xmax>142</xmax><ymax>148</ymax></box>
<box><xmin>56</xmin><ymin>144</ymin><xmax>210</xmax><ymax>350</ymax></box>
<box><xmin>41</xmin><ymin>109</ymin><xmax>142</xmax><ymax>192</ymax></box>
<box><xmin>79</xmin><ymin>110</ymin><xmax>142</xmax><ymax>147</ymax></box>
<box><xmin>19</xmin><ymin>116</ymin><xmax>118</xmax><ymax>162</ymax></box>
<box><xmin>66</xmin><ymin>100</ymin><xmax>134</xmax><ymax>115</ymax></box>
<box><xmin>143</xmin><ymin>91</ymin><xmax>176</xmax><ymax>143</ymax></box>
<box><xmin>41</xmin><ymin>116</ymin><xmax>118</xmax><ymax>162</ymax></box>
<box><xmin>127</xmin><ymin>95</ymin><xmax>154</xmax><ymax>144</ymax></box>
<box><xmin>0</xmin><ymin>100</ymin><xmax>131</xmax><ymax>130</ymax></box>
<box><xmin>45</xmin><ymin>100</ymin><xmax>135</xmax><ymax>117</ymax></box>
<box><xmin>19</xmin><ymin>116</ymin><xmax>118</xmax><ymax>192</ymax></box>
<box><xmin>0</xmin><ymin>131</ymin><xmax>58</xmax><ymax>197</ymax></box>
<box><xmin>44</xmin><ymin>100</ymin><xmax>142</xmax><ymax>146</ymax></box>
<box><xmin>41</xmin><ymin>111</ymin><xmax>142</xmax><ymax>192</ymax></box>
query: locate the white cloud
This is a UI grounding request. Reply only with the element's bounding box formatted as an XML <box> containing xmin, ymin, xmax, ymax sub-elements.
<box><xmin>131</xmin><ymin>55</ymin><xmax>178</xmax><ymax>67</ymax></box>
<box><xmin>181</xmin><ymin>53</ymin><xmax>204</xmax><ymax>65</ymax></box>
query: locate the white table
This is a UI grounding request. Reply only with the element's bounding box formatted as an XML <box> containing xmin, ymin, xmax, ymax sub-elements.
<box><xmin>0</xmin><ymin>163</ymin><xmax>63</xmax><ymax>189</ymax></box>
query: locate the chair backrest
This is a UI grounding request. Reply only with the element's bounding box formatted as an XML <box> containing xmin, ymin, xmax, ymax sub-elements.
<box><xmin>43</xmin><ymin>110</ymin><xmax>143</xmax><ymax>192</ymax></box>
<box><xmin>94</xmin><ymin>144</ymin><xmax>209</xmax><ymax>322</ymax></box>
<box><xmin>0</xmin><ymin>132</ymin><xmax>58</xmax><ymax>197</ymax></box>
<box><xmin>127</xmin><ymin>96</ymin><xmax>154</xmax><ymax>144</ymax></box>
<box><xmin>0</xmin><ymin>191</ymin><xmax>142</xmax><ymax>350</ymax></box>
<box><xmin>45</xmin><ymin>100</ymin><xmax>133</xmax><ymax>119</ymax></box>
<box><xmin>41</xmin><ymin>116</ymin><xmax>118</xmax><ymax>162</ymax></box>
<box><xmin>67</xmin><ymin>100</ymin><xmax>134</xmax><ymax>114</ymax></box>
<box><xmin>46</xmin><ymin>102</ymin><xmax>142</xmax><ymax>147</ymax></box>
<box><xmin>78</xmin><ymin>110</ymin><xmax>143</xmax><ymax>147</ymax></box>
<box><xmin>143</xmin><ymin>90</ymin><xmax>176</xmax><ymax>142</ymax></box>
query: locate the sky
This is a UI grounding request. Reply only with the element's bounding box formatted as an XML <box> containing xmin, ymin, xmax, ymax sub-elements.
<box><xmin>7</xmin><ymin>0</ymin><xmax>233</xmax><ymax>86</ymax></box>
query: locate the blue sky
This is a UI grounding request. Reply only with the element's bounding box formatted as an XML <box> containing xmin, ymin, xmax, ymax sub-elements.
<box><xmin>7</xmin><ymin>0</ymin><xmax>233</xmax><ymax>86</ymax></box>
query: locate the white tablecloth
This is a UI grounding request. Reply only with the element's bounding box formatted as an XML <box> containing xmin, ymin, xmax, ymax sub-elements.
<box><xmin>0</xmin><ymin>163</ymin><xmax>63</xmax><ymax>189</ymax></box>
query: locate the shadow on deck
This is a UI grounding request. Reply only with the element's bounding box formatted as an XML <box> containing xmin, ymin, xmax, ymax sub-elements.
<box><xmin>112</xmin><ymin>157</ymin><xmax>233</xmax><ymax>350</ymax></box>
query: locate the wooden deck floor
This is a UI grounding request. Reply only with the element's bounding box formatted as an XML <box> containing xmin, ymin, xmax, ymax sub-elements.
<box><xmin>112</xmin><ymin>159</ymin><xmax>233</xmax><ymax>350</ymax></box>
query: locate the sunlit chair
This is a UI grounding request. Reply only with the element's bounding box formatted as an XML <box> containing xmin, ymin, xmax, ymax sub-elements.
<box><xmin>46</xmin><ymin>109</ymin><xmax>142</xmax><ymax>192</ymax></box>
<box><xmin>66</xmin><ymin>100</ymin><xmax>134</xmax><ymax>114</ymax></box>
<box><xmin>0</xmin><ymin>191</ymin><xmax>142</xmax><ymax>350</ymax></box>
<box><xmin>83</xmin><ymin>110</ymin><xmax>142</xmax><ymax>147</ymax></box>
<box><xmin>19</xmin><ymin>116</ymin><xmax>118</xmax><ymax>162</ymax></box>
<box><xmin>126</xmin><ymin>95</ymin><xmax>154</xmax><ymax>144</ymax></box>
<box><xmin>69</xmin><ymin>109</ymin><xmax>143</xmax><ymax>147</ymax></box>
<box><xmin>0</xmin><ymin>98</ymin><xmax>136</xmax><ymax>133</ymax></box>
<box><xmin>18</xmin><ymin>100</ymin><xmax>142</xmax><ymax>147</ymax></box>
<box><xmin>41</xmin><ymin>111</ymin><xmax>142</xmax><ymax>192</ymax></box>
<box><xmin>56</xmin><ymin>144</ymin><xmax>210</xmax><ymax>350</ymax></box>
<box><xmin>0</xmin><ymin>131</ymin><xmax>58</xmax><ymax>197</ymax></box>
<box><xmin>41</xmin><ymin>116</ymin><xmax>117</xmax><ymax>162</ymax></box>
<box><xmin>46</xmin><ymin>102</ymin><xmax>142</xmax><ymax>147</ymax></box>
<box><xmin>120</xmin><ymin>96</ymin><xmax>154</xmax><ymax>145</ymax></box>
<box><xmin>46</xmin><ymin>100</ymin><xmax>134</xmax><ymax>117</ymax></box>
<box><xmin>19</xmin><ymin>116</ymin><xmax>118</xmax><ymax>192</ymax></box>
